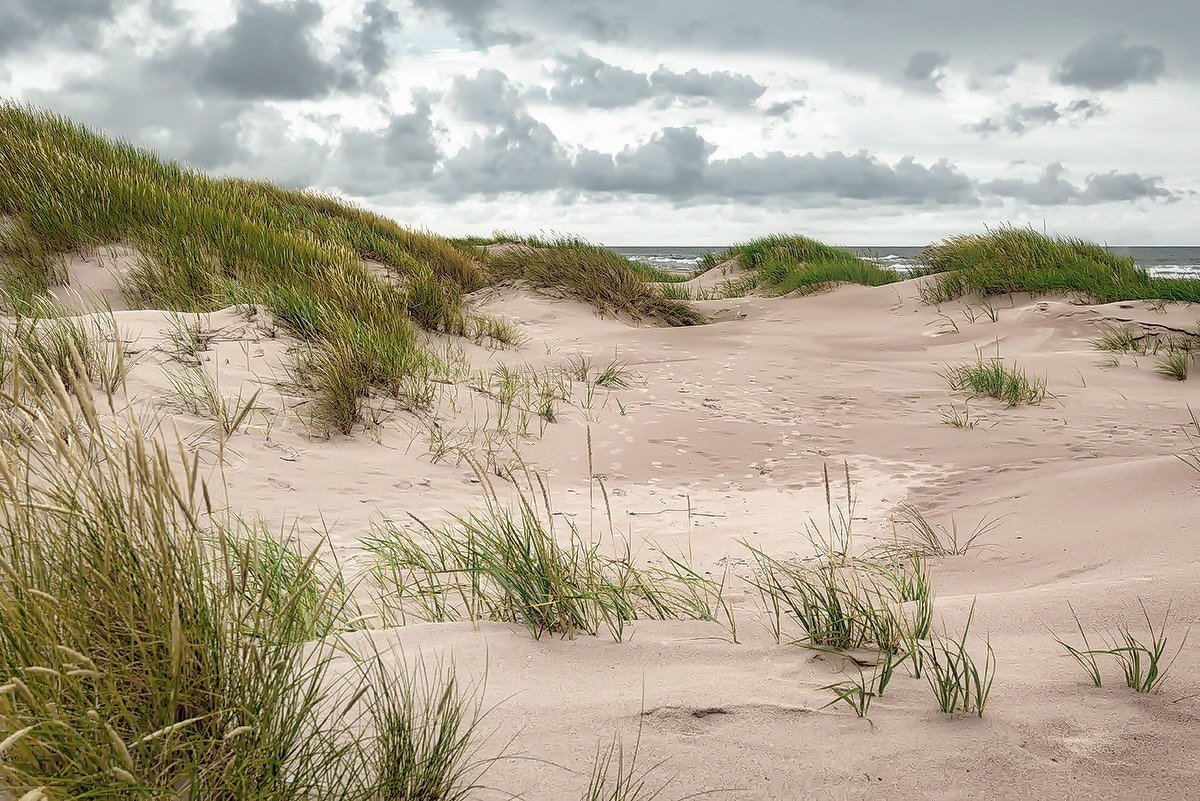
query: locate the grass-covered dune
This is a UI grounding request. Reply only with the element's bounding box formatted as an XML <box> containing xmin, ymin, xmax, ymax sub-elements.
<box><xmin>920</xmin><ymin>226</ymin><xmax>1200</xmax><ymax>304</ymax></box>
<box><xmin>476</xmin><ymin>235</ymin><xmax>706</xmax><ymax>326</ymax></box>
<box><xmin>0</xmin><ymin>103</ymin><xmax>703</xmax><ymax>433</ymax></box>
<box><xmin>702</xmin><ymin>234</ymin><xmax>903</xmax><ymax>295</ymax></box>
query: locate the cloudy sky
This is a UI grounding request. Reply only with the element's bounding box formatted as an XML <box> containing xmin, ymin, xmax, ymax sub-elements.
<box><xmin>3</xmin><ymin>0</ymin><xmax>1197</xmax><ymax>244</ymax></box>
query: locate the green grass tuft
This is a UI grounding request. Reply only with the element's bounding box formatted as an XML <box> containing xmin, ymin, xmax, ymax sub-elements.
<box><xmin>1155</xmin><ymin>348</ymin><xmax>1191</xmax><ymax>381</ymax></box>
<box><xmin>941</xmin><ymin>358</ymin><xmax>1048</xmax><ymax>407</ymax></box>
<box><xmin>920</xmin><ymin>225</ymin><xmax>1200</xmax><ymax>304</ymax></box>
<box><xmin>922</xmin><ymin>602</ymin><xmax>996</xmax><ymax>717</ymax></box>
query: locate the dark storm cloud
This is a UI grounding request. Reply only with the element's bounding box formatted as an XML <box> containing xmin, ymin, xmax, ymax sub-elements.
<box><xmin>191</xmin><ymin>0</ymin><xmax>348</xmax><ymax>100</ymax></box>
<box><xmin>0</xmin><ymin>0</ymin><xmax>115</xmax><ymax>54</ymax></box>
<box><xmin>22</xmin><ymin>0</ymin><xmax>409</xmax><ymax>175</ymax></box>
<box><xmin>1055</xmin><ymin>36</ymin><xmax>1166</xmax><ymax>91</ymax></box>
<box><xmin>575</xmin><ymin>127</ymin><xmax>715</xmax><ymax>197</ymax></box>
<box><xmin>967</xmin><ymin>99</ymin><xmax>1106</xmax><ymax>136</ymax></box>
<box><xmin>903</xmin><ymin>51</ymin><xmax>950</xmax><ymax>94</ymax></box>
<box><xmin>434</xmin><ymin>113</ymin><xmax>568</xmax><ymax>195</ymax></box>
<box><xmin>430</xmin><ymin>0</ymin><xmax>1196</xmax><ymax>86</ymax></box>
<box><xmin>704</xmin><ymin>151</ymin><xmax>976</xmax><ymax>205</ymax></box>
<box><xmin>981</xmin><ymin>163</ymin><xmax>1175</xmax><ymax>205</ymax></box>
<box><xmin>28</xmin><ymin>50</ymin><xmax>251</xmax><ymax>171</ymax></box>
<box><xmin>546</xmin><ymin>52</ymin><xmax>765</xmax><ymax>110</ymax></box>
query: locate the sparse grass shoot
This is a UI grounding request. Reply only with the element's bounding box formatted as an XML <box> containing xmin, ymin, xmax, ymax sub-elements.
<box><xmin>1054</xmin><ymin>601</ymin><xmax>1188</xmax><ymax>693</ymax></box>
<box><xmin>922</xmin><ymin>602</ymin><xmax>995</xmax><ymax>717</ymax></box>
<box><xmin>891</xmin><ymin>503</ymin><xmax>998</xmax><ymax>557</ymax></box>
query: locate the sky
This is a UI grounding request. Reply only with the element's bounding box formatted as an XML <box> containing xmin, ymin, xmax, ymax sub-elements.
<box><xmin>2</xmin><ymin>0</ymin><xmax>1198</xmax><ymax>245</ymax></box>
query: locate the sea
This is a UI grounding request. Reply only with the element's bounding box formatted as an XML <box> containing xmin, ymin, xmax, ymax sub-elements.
<box><xmin>610</xmin><ymin>246</ymin><xmax>1200</xmax><ymax>280</ymax></box>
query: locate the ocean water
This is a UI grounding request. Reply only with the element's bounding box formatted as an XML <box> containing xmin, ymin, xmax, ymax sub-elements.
<box><xmin>611</xmin><ymin>245</ymin><xmax>1200</xmax><ymax>280</ymax></box>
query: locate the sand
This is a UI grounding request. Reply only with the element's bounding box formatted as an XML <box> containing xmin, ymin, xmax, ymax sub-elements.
<box><xmin>56</xmin><ymin>265</ymin><xmax>1200</xmax><ymax>798</ymax></box>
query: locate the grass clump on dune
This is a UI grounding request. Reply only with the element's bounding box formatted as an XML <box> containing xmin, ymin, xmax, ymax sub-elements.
<box><xmin>483</xmin><ymin>235</ymin><xmax>706</xmax><ymax>326</ymax></box>
<box><xmin>0</xmin><ymin>332</ymin><xmax>497</xmax><ymax>798</ymax></box>
<box><xmin>715</xmin><ymin>234</ymin><xmax>902</xmax><ymax>295</ymax></box>
<box><xmin>942</xmin><ymin>358</ymin><xmax>1048</xmax><ymax>407</ymax></box>
<box><xmin>920</xmin><ymin>225</ymin><xmax>1200</xmax><ymax>304</ymax></box>
<box><xmin>363</xmin><ymin>476</ymin><xmax>729</xmax><ymax>641</ymax></box>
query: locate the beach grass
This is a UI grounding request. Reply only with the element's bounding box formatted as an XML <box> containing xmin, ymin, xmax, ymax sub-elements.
<box><xmin>712</xmin><ymin>234</ymin><xmax>902</xmax><ymax>295</ymax></box>
<box><xmin>0</xmin><ymin>338</ymin><xmax>505</xmax><ymax>798</ymax></box>
<box><xmin>743</xmin><ymin>545</ymin><xmax>930</xmax><ymax>652</ymax></box>
<box><xmin>484</xmin><ymin>235</ymin><xmax>706</xmax><ymax>326</ymax></box>
<box><xmin>1053</xmin><ymin>601</ymin><xmax>1188</xmax><ymax>693</ymax></box>
<box><xmin>891</xmin><ymin>503</ymin><xmax>999</xmax><ymax>557</ymax></box>
<box><xmin>941</xmin><ymin>358</ymin><xmax>1048</xmax><ymax>407</ymax></box>
<box><xmin>1155</xmin><ymin>348</ymin><xmax>1191</xmax><ymax>381</ymax></box>
<box><xmin>0</xmin><ymin>102</ymin><xmax>504</xmax><ymax>435</ymax></box>
<box><xmin>921</xmin><ymin>602</ymin><xmax>995</xmax><ymax>717</ymax></box>
<box><xmin>920</xmin><ymin>226</ymin><xmax>1200</xmax><ymax>304</ymax></box>
<box><xmin>363</xmin><ymin>478</ymin><xmax>728</xmax><ymax>641</ymax></box>
<box><xmin>581</xmin><ymin>726</ymin><xmax>675</xmax><ymax>801</ymax></box>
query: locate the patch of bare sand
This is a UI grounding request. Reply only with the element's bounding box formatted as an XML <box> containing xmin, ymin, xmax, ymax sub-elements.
<box><xmin>97</xmin><ymin>280</ymin><xmax>1200</xmax><ymax>799</ymax></box>
<box><xmin>49</xmin><ymin>244</ymin><xmax>140</xmax><ymax>312</ymax></box>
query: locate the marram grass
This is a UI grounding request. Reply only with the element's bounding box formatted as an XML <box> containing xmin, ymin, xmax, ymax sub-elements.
<box><xmin>920</xmin><ymin>225</ymin><xmax>1200</xmax><ymax>304</ymax></box>
<box><xmin>0</xmin><ymin>104</ymin><xmax>704</xmax><ymax>437</ymax></box>
<box><xmin>713</xmin><ymin>234</ymin><xmax>902</xmax><ymax>295</ymax></box>
<box><xmin>483</xmin><ymin>234</ymin><xmax>706</xmax><ymax>326</ymax></box>
<box><xmin>941</xmin><ymin>358</ymin><xmax>1048</xmax><ymax>407</ymax></box>
<box><xmin>0</xmin><ymin>337</ymin><xmax>502</xmax><ymax>798</ymax></box>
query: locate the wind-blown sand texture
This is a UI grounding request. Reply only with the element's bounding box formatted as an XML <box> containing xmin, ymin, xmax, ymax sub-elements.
<box><xmin>34</xmin><ymin>264</ymin><xmax>1200</xmax><ymax>798</ymax></box>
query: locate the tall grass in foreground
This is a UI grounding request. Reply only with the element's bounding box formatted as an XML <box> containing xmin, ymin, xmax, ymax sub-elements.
<box><xmin>711</xmin><ymin>234</ymin><xmax>901</xmax><ymax>295</ymax></box>
<box><xmin>0</xmin><ymin>337</ymin><xmax>493</xmax><ymax>797</ymax></box>
<box><xmin>920</xmin><ymin>225</ymin><xmax>1200</xmax><ymax>304</ymax></box>
<box><xmin>0</xmin><ymin>296</ymin><xmax>128</xmax><ymax>392</ymax></box>
<box><xmin>941</xmin><ymin>358</ymin><xmax>1048</xmax><ymax>407</ymax></box>
<box><xmin>484</xmin><ymin>236</ymin><xmax>706</xmax><ymax>326</ymax></box>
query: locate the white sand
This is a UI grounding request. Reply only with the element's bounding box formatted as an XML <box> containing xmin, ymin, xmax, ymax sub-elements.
<box><xmin>70</xmin><ymin>272</ymin><xmax>1200</xmax><ymax>798</ymax></box>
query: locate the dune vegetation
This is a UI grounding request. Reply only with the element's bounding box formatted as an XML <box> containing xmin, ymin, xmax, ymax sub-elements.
<box><xmin>2</xmin><ymin>103</ymin><xmax>1197</xmax><ymax>798</ymax></box>
<box><xmin>705</xmin><ymin>234</ymin><xmax>903</xmax><ymax>295</ymax></box>
<box><xmin>919</xmin><ymin>225</ymin><xmax>1200</xmax><ymax>304</ymax></box>
<box><xmin>0</xmin><ymin>103</ymin><xmax>706</xmax><ymax>434</ymax></box>
<box><xmin>477</xmin><ymin>234</ymin><xmax>706</xmax><ymax>326</ymax></box>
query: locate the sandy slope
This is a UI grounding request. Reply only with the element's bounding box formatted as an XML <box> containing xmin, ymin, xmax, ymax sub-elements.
<box><xmin>88</xmin><ymin>273</ymin><xmax>1200</xmax><ymax>799</ymax></box>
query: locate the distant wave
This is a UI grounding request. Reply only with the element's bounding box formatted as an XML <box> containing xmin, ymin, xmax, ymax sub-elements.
<box><xmin>615</xmin><ymin>248</ymin><xmax>1200</xmax><ymax>280</ymax></box>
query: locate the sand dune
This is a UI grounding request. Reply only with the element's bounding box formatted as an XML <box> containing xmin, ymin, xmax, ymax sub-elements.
<box><xmin>90</xmin><ymin>276</ymin><xmax>1200</xmax><ymax>799</ymax></box>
